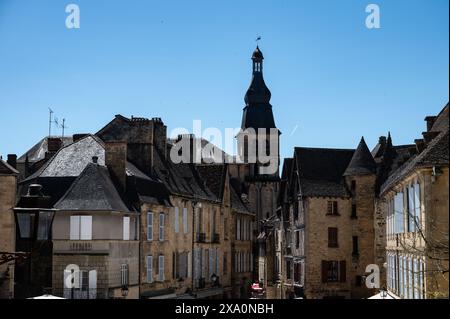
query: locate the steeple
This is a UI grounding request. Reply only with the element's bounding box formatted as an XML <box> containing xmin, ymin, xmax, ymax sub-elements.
<box><xmin>242</xmin><ymin>46</ymin><xmax>275</xmax><ymax>129</ymax></box>
<box><xmin>344</xmin><ymin>137</ymin><xmax>377</xmax><ymax>176</ymax></box>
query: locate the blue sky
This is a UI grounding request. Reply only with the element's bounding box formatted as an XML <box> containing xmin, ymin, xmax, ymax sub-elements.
<box><xmin>0</xmin><ymin>0</ymin><xmax>448</xmax><ymax>162</ymax></box>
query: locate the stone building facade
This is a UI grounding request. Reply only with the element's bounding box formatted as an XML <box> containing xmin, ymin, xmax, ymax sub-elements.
<box><xmin>382</xmin><ymin>104</ymin><xmax>449</xmax><ymax>299</ymax></box>
<box><xmin>0</xmin><ymin>158</ymin><xmax>19</xmax><ymax>299</ymax></box>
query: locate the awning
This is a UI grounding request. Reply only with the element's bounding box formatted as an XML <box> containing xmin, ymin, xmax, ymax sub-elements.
<box><xmin>195</xmin><ymin>288</ymin><xmax>224</xmax><ymax>299</ymax></box>
<box><xmin>28</xmin><ymin>294</ymin><xmax>65</xmax><ymax>299</ymax></box>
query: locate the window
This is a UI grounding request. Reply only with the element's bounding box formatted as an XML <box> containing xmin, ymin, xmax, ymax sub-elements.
<box><xmin>158</xmin><ymin>255</ymin><xmax>165</xmax><ymax>281</ymax></box>
<box><xmin>70</xmin><ymin>216</ymin><xmax>92</xmax><ymax>240</ymax></box>
<box><xmin>224</xmin><ymin>217</ymin><xmax>229</xmax><ymax>239</ymax></box>
<box><xmin>414</xmin><ymin>182</ymin><xmax>421</xmax><ymax>229</ymax></box>
<box><xmin>121</xmin><ymin>264</ymin><xmax>129</xmax><ymax>286</ymax></box>
<box><xmin>328</xmin><ymin>228</ymin><xmax>338</xmax><ymax>248</ymax></box>
<box><xmin>175</xmin><ymin>207</ymin><xmax>180</xmax><ymax>233</ymax></box>
<box><xmin>212</xmin><ymin>209</ymin><xmax>217</xmax><ymax>236</ymax></box>
<box><xmin>351</xmin><ymin>180</ymin><xmax>356</xmax><ymax>192</ymax></box>
<box><xmin>322</xmin><ymin>260</ymin><xmax>346</xmax><ymax>283</ymax></box>
<box><xmin>147</xmin><ymin>212</ymin><xmax>153</xmax><ymax>241</ymax></box>
<box><xmin>223</xmin><ymin>252</ymin><xmax>228</xmax><ymax>274</ymax></box>
<box><xmin>351</xmin><ymin>204</ymin><xmax>357</xmax><ymax>219</ymax></box>
<box><xmin>352</xmin><ymin>236</ymin><xmax>359</xmax><ymax>255</ymax></box>
<box><xmin>146</xmin><ymin>256</ymin><xmax>153</xmax><ymax>283</ymax></box>
<box><xmin>123</xmin><ymin>216</ymin><xmax>130</xmax><ymax>240</ymax></box>
<box><xmin>159</xmin><ymin>213</ymin><xmax>165</xmax><ymax>241</ymax></box>
<box><xmin>355</xmin><ymin>275</ymin><xmax>362</xmax><ymax>287</ymax></box>
<box><xmin>183</xmin><ymin>208</ymin><xmax>188</xmax><ymax>234</ymax></box>
<box><xmin>295</xmin><ymin>231</ymin><xmax>300</xmax><ymax>249</ymax></box>
<box><xmin>407</xmin><ymin>186</ymin><xmax>415</xmax><ymax>232</ymax></box>
<box><xmin>327</xmin><ymin>201</ymin><xmax>339</xmax><ymax>216</ymax></box>
<box><xmin>394</xmin><ymin>192</ymin><xmax>404</xmax><ymax>234</ymax></box>
<box><xmin>236</xmin><ymin>218</ymin><xmax>241</xmax><ymax>240</ymax></box>
<box><xmin>286</xmin><ymin>260</ymin><xmax>292</xmax><ymax>280</ymax></box>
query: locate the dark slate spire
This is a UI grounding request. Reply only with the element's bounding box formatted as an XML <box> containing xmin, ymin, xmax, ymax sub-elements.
<box><xmin>344</xmin><ymin>137</ymin><xmax>377</xmax><ymax>176</ymax></box>
<box><xmin>241</xmin><ymin>46</ymin><xmax>276</xmax><ymax>130</ymax></box>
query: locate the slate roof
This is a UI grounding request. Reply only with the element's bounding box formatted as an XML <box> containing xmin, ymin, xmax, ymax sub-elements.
<box><xmin>0</xmin><ymin>159</ymin><xmax>19</xmax><ymax>175</ymax></box>
<box><xmin>294</xmin><ymin>147</ymin><xmax>354</xmax><ymax>198</ymax></box>
<box><xmin>343</xmin><ymin>137</ymin><xmax>377</xmax><ymax>176</ymax></box>
<box><xmin>23</xmin><ymin>135</ymin><xmax>105</xmax><ymax>181</ymax></box>
<box><xmin>429</xmin><ymin>103</ymin><xmax>449</xmax><ymax>133</ymax></box>
<box><xmin>17</xmin><ymin>136</ymin><xmax>73</xmax><ymax>163</ymax></box>
<box><xmin>55</xmin><ymin>163</ymin><xmax>130</xmax><ymax>212</ymax></box>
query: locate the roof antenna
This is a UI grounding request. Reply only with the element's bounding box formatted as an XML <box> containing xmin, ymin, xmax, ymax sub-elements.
<box><xmin>60</xmin><ymin>118</ymin><xmax>68</xmax><ymax>138</ymax></box>
<box><xmin>48</xmin><ymin>108</ymin><xmax>54</xmax><ymax>137</ymax></box>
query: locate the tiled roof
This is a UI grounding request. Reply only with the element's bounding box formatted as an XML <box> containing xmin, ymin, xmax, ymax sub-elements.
<box><xmin>55</xmin><ymin>163</ymin><xmax>130</xmax><ymax>212</ymax></box>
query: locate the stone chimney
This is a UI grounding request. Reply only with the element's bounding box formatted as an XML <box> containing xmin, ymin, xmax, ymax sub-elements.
<box><xmin>7</xmin><ymin>154</ymin><xmax>17</xmax><ymax>169</ymax></box>
<box><xmin>415</xmin><ymin>139</ymin><xmax>425</xmax><ymax>153</ymax></box>
<box><xmin>47</xmin><ymin>138</ymin><xmax>63</xmax><ymax>153</ymax></box>
<box><xmin>152</xmin><ymin>117</ymin><xmax>167</xmax><ymax>160</ymax></box>
<box><xmin>105</xmin><ymin>142</ymin><xmax>127</xmax><ymax>193</ymax></box>
<box><xmin>424</xmin><ymin>116</ymin><xmax>437</xmax><ymax>132</ymax></box>
<box><xmin>422</xmin><ymin>131</ymin><xmax>440</xmax><ymax>144</ymax></box>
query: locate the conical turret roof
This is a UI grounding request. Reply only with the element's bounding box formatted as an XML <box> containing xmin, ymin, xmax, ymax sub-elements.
<box><xmin>344</xmin><ymin>137</ymin><xmax>377</xmax><ymax>176</ymax></box>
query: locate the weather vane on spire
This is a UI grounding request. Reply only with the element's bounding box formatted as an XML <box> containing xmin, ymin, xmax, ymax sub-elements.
<box><xmin>256</xmin><ymin>36</ymin><xmax>262</xmax><ymax>45</ymax></box>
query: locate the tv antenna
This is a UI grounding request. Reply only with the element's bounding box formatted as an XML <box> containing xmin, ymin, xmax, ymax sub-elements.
<box><xmin>48</xmin><ymin>108</ymin><xmax>55</xmax><ymax>137</ymax></box>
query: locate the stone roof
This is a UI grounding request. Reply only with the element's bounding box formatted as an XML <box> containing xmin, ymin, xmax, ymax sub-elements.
<box><xmin>55</xmin><ymin>163</ymin><xmax>130</xmax><ymax>212</ymax></box>
<box><xmin>17</xmin><ymin>136</ymin><xmax>73</xmax><ymax>163</ymax></box>
<box><xmin>381</xmin><ymin>105</ymin><xmax>449</xmax><ymax>194</ymax></box>
<box><xmin>0</xmin><ymin>159</ymin><xmax>19</xmax><ymax>175</ymax></box>
<box><xmin>294</xmin><ymin>147</ymin><xmax>354</xmax><ymax>198</ymax></box>
<box><xmin>196</xmin><ymin>164</ymin><xmax>251</xmax><ymax>214</ymax></box>
<box><xmin>343</xmin><ymin>137</ymin><xmax>377</xmax><ymax>176</ymax></box>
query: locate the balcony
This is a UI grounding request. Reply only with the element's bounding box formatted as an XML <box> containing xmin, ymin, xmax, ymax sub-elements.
<box><xmin>212</xmin><ymin>233</ymin><xmax>220</xmax><ymax>243</ymax></box>
<box><xmin>196</xmin><ymin>233</ymin><xmax>206</xmax><ymax>243</ymax></box>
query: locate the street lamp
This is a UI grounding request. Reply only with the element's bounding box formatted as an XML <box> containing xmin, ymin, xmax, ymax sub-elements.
<box><xmin>14</xmin><ymin>184</ymin><xmax>55</xmax><ymax>241</ymax></box>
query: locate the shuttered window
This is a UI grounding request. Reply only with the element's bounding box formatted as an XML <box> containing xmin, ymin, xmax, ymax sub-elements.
<box><xmin>123</xmin><ymin>216</ymin><xmax>130</xmax><ymax>240</ymax></box>
<box><xmin>322</xmin><ymin>260</ymin><xmax>346</xmax><ymax>283</ymax></box>
<box><xmin>174</xmin><ymin>207</ymin><xmax>180</xmax><ymax>233</ymax></box>
<box><xmin>158</xmin><ymin>255</ymin><xmax>165</xmax><ymax>281</ymax></box>
<box><xmin>159</xmin><ymin>213</ymin><xmax>165</xmax><ymax>241</ymax></box>
<box><xmin>327</xmin><ymin>201</ymin><xmax>339</xmax><ymax>215</ymax></box>
<box><xmin>183</xmin><ymin>208</ymin><xmax>188</xmax><ymax>234</ymax></box>
<box><xmin>147</xmin><ymin>256</ymin><xmax>153</xmax><ymax>283</ymax></box>
<box><xmin>121</xmin><ymin>264</ymin><xmax>129</xmax><ymax>286</ymax></box>
<box><xmin>328</xmin><ymin>228</ymin><xmax>338</xmax><ymax>248</ymax></box>
<box><xmin>147</xmin><ymin>212</ymin><xmax>153</xmax><ymax>241</ymax></box>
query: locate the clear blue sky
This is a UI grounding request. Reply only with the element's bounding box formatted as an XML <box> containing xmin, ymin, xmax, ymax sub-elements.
<box><xmin>0</xmin><ymin>0</ymin><xmax>448</xmax><ymax>162</ymax></box>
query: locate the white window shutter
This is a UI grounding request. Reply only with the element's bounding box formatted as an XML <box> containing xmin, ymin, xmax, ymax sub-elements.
<box><xmin>123</xmin><ymin>216</ymin><xmax>130</xmax><ymax>240</ymax></box>
<box><xmin>80</xmin><ymin>216</ymin><xmax>92</xmax><ymax>240</ymax></box>
<box><xmin>175</xmin><ymin>207</ymin><xmax>180</xmax><ymax>233</ymax></box>
<box><xmin>147</xmin><ymin>256</ymin><xmax>153</xmax><ymax>283</ymax></box>
<box><xmin>70</xmin><ymin>216</ymin><xmax>80</xmax><ymax>240</ymax></box>
<box><xmin>183</xmin><ymin>208</ymin><xmax>188</xmax><ymax>234</ymax></box>
<box><xmin>89</xmin><ymin>270</ymin><xmax>97</xmax><ymax>299</ymax></box>
<box><xmin>147</xmin><ymin>212</ymin><xmax>153</xmax><ymax>241</ymax></box>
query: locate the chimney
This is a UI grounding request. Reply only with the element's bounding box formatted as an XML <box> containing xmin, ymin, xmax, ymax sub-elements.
<box><xmin>422</xmin><ymin>131</ymin><xmax>439</xmax><ymax>144</ymax></box>
<box><xmin>415</xmin><ymin>139</ymin><xmax>425</xmax><ymax>153</ymax></box>
<box><xmin>73</xmin><ymin>134</ymin><xmax>89</xmax><ymax>143</ymax></box>
<box><xmin>105</xmin><ymin>142</ymin><xmax>127</xmax><ymax>192</ymax></box>
<box><xmin>424</xmin><ymin>116</ymin><xmax>437</xmax><ymax>132</ymax></box>
<box><xmin>47</xmin><ymin>137</ymin><xmax>63</xmax><ymax>153</ymax></box>
<box><xmin>152</xmin><ymin>118</ymin><xmax>167</xmax><ymax>160</ymax></box>
<box><xmin>7</xmin><ymin>154</ymin><xmax>17</xmax><ymax>169</ymax></box>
